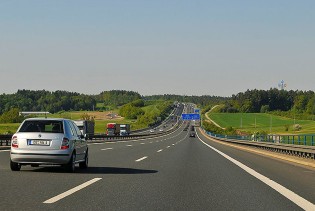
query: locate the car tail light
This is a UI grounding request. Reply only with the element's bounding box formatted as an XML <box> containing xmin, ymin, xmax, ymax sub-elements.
<box><xmin>11</xmin><ymin>136</ymin><xmax>18</xmax><ymax>148</ymax></box>
<box><xmin>61</xmin><ymin>138</ymin><xmax>70</xmax><ymax>150</ymax></box>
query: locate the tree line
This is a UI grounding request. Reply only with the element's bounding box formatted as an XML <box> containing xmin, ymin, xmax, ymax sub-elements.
<box><xmin>0</xmin><ymin>90</ymin><xmax>226</xmax><ymax>116</ymax></box>
<box><xmin>0</xmin><ymin>89</ymin><xmax>96</xmax><ymax>114</ymax></box>
<box><xmin>145</xmin><ymin>94</ymin><xmax>227</xmax><ymax>107</ymax></box>
<box><xmin>96</xmin><ymin>90</ymin><xmax>142</xmax><ymax>108</ymax></box>
<box><xmin>220</xmin><ymin>88</ymin><xmax>315</xmax><ymax>116</ymax></box>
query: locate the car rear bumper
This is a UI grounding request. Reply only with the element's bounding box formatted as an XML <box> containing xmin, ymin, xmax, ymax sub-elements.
<box><xmin>10</xmin><ymin>150</ymin><xmax>71</xmax><ymax>165</ymax></box>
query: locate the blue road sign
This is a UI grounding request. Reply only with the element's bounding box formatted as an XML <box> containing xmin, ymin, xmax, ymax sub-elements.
<box><xmin>194</xmin><ymin>109</ymin><xmax>200</xmax><ymax>113</ymax></box>
<box><xmin>182</xmin><ymin>113</ymin><xmax>200</xmax><ymax>120</ymax></box>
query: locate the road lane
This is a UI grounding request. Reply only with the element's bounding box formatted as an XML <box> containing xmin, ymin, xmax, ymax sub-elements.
<box><xmin>197</xmin><ymin>132</ymin><xmax>314</xmax><ymax>210</ymax></box>
<box><xmin>0</xmin><ymin>122</ymin><xmax>314</xmax><ymax>210</ymax></box>
<box><xmin>196</xmin><ymin>128</ymin><xmax>315</xmax><ymax>207</ymax></box>
<box><xmin>46</xmin><ymin>130</ymin><xmax>302</xmax><ymax>210</ymax></box>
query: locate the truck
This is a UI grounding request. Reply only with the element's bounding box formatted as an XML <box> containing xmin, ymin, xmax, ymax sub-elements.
<box><xmin>73</xmin><ymin>120</ymin><xmax>95</xmax><ymax>135</ymax></box>
<box><xmin>119</xmin><ymin>124</ymin><xmax>130</xmax><ymax>136</ymax></box>
<box><xmin>106</xmin><ymin>123</ymin><xmax>120</xmax><ymax>136</ymax></box>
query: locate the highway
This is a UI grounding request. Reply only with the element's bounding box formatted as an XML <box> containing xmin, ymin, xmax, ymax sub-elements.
<box><xmin>1</xmin><ymin>119</ymin><xmax>315</xmax><ymax>210</ymax></box>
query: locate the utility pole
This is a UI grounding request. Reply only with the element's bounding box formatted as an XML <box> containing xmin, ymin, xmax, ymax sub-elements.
<box><xmin>270</xmin><ymin>115</ymin><xmax>272</xmax><ymax>133</ymax></box>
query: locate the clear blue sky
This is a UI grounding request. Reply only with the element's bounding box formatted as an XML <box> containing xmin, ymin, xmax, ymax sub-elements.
<box><xmin>1</xmin><ymin>0</ymin><xmax>314</xmax><ymax>96</ymax></box>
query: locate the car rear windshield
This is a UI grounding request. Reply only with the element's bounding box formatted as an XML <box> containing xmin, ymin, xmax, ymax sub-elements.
<box><xmin>19</xmin><ymin>120</ymin><xmax>64</xmax><ymax>133</ymax></box>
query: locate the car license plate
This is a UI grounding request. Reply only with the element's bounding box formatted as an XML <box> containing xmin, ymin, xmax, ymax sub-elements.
<box><xmin>28</xmin><ymin>139</ymin><xmax>50</xmax><ymax>146</ymax></box>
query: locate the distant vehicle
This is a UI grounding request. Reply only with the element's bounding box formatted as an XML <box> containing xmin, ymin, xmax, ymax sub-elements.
<box><xmin>73</xmin><ymin>120</ymin><xmax>94</xmax><ymax>135</ymax></box>
<box><xmin>159</xmin><ymin>128</ymin><xmax>164</xmax><ymax>132</ymax></box>
<box><xmin>150</xmin><ymin>129</ymin><xmax>155</xmax><ymax>133</ymax></box>
<box><xmin>190</xmin><ymin>132</ymin><xmax>196</xmax><ymax>138</ymax></box>
<box><xmin>10</xmin><ymin>118</ymin><xmax>88</xmax><ymax>172</ymax></box>
<box><xmin>106</xmin><ymin>123</ymin><xmax>120</xmax><ymax>136</ymax></box>
<box><xmin>120</xmin><ymin>124</ymin><xmax>130</xmax><ymax>136</ymax></box>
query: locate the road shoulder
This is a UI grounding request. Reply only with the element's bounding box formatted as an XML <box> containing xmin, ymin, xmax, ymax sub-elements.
<box><xmin>199</xmin><ymin>128</ymin><xmax>315</xmax><ymax>170</ymax></box>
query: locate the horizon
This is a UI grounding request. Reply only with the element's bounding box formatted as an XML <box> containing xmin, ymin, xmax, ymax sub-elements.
<box><xmin>2</xmin><ymin>87</ymin><xmax>314</xmax><ymax>98</ymax></box>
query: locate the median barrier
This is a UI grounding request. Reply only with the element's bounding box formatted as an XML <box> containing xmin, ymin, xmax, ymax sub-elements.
<box><xmin>87</xmin><ymin>121</ymin><xmax>183</xmax><ymax>143</ymax></box>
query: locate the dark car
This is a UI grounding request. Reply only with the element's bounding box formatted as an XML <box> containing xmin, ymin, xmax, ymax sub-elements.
<box><xmin>189</xmin><ymin>132</ymin><xmax>196</xmax><ymax>138</ymax></box>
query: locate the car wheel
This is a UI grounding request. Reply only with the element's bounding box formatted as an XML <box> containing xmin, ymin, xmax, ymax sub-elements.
<box><xmin>65</xmin><ymin>153</ymin><xmax>76</xmax><ymax>173</ymax></box>
<box><xmin>79</xmin><ymin>151</ymin><xmax>88</xmax><ymax>169</ymax></box>
<box><xmin>10</xmin><ymin>160</ymin><xmax>21</xmax><ymax>171</ymax></box>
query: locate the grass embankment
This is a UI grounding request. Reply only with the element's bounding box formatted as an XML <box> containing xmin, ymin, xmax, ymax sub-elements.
<box><xmin>208</xmin><ymin>113</ymin><xmax>315</xmax><ymax>135</ymax></box>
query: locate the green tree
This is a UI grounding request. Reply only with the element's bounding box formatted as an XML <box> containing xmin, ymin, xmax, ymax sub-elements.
<box><xmin>0</xmin><ymin>108</ymin><xmax>24</xmax><ymax>123</ymax></box>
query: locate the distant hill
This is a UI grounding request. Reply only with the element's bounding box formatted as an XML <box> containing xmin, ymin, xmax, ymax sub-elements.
<box><xmin>96</xmin><ymin>90</ymin><xmax>142</xmax><ymax>108</ymax></box>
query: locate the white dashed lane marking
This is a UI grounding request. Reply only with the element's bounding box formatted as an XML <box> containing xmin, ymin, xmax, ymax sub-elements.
<box><xmin>43</xmin><ymin>178</ymin><xmax>102</xmax><ymax>204</ymax></box>
<box><xmin>135</xmin><ymin>156</ymin><xmax>148</xmax><ymax>162</ymax></box>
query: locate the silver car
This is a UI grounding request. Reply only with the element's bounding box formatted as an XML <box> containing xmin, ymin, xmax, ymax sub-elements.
<box><xmin>10</xmin><ymin>118</ymin><xmax>88</xmax><ymax>172</ymax></box>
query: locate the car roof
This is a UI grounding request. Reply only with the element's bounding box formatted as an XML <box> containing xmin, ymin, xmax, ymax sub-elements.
<box><xmin>24</xmin><ymin>118</ymin><xmax>69</xmax><ymax>121</ymax></box>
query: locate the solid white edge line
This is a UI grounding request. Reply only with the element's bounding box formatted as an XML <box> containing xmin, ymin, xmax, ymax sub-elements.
<box><xmin>136</xmin><ymin>156</ymin><xmax>148</xmax><ymax>162</ymax></box>
<box><xmin>0</xmin><ymin>149</ymin><xmax>10</xmax><ymax>152</ymax></box>
<box><xmin>43</xmin><ymin>178</ymin><xmax>102</xmax><ymax>204</ymax></box>
<box><xmin>197</xmin><ymin>133</ymin><xmax>315</xmax><ymax>211</ymax></box>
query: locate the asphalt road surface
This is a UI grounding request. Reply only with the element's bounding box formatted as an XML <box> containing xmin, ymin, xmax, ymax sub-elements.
<box><xmin>0</xmin><ymin>122</ymin><xmax>314</xmax><ymax>210</ymax></box>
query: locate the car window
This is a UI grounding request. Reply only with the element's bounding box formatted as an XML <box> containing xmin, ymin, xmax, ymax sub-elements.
<box><xmin>66</xmin><ymin>121</ymin><xmax>77</xmax><ymax>136</ymax></box>
<box><xmin>70</xmin><ymin>121</ymin><xmax>82</xmax><ymax>136</ymax></box>
<box><xmin>19</xmin><ymin>120</ymin><xmax>64</xmax><ymax>133</ymax></box>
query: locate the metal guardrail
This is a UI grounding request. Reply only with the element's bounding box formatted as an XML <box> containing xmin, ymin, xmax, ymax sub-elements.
<box><xmin>203</xmin><ymin>130</ymin><xmax>315</xmax><ymax>160</ymax></box>
<box><xmin>86</xmin><ymin>133</ymin><xmax>162</xmax><ymax>142</ymax></box>
<box><xmin>0</xmin><ymin>135</ymin><xmax>12</xmax><ymax>146</ymax></box>
<box><xmin>87</xmin><ymin>120</ymin><xmax>182</xmax><ymax>142</ymax></box>
<box><xmin>205</xmin><ymin>131</ymin><xmax>315</xmax><ymax>146</ymax></box>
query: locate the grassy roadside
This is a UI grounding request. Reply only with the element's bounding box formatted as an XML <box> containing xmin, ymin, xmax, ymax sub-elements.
<box><xmin>0</xmin><ymin>101</ymin><xmax>171</xmax><ymax>134</ymax></box>
<box><xmin>207</xmin><ymin>112</ymin><xmax>315</xmax><ymax>135</ymax></box>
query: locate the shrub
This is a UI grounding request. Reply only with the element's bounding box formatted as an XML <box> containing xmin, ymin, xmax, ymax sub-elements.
<box><xmin>293</xmin><ymin>124</ymin><xmax>302</xmax><ymax>131</ymax></box>
<box><xmin>0</xmin><ymin>108</ymin><xmax>24</xmax><ymax>123</ymax></box>
<box><xmin>260</xmin><ymin>105</ymin><xmax>270</xmax><ymax>113</ymax></box>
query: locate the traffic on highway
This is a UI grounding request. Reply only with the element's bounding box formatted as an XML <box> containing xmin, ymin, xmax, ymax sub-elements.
<box><xmin>0</xmin><ymin>104</ymin><xmax>314</xmax><ymax>210</ymax></box>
